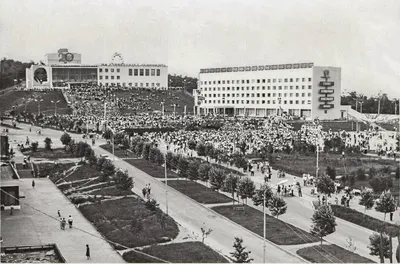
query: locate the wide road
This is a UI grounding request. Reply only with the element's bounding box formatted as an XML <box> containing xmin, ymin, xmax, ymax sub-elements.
<box><xmin>3</xmin><ymin>122</ymin><xmax>304</xmax><ymax>263</ymax></box>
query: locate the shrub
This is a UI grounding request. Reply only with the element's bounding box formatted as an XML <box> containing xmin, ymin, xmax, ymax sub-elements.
<box><xmin>60</xmin><ymin>132</ymin><xmax>72</xmax><ymax>146</ymax></box>
<box><xmin>145</xmin><ymin>198</ymin><xmax>159</xmax><ymax>211</ymax></box>
<box><xmin>44</xmin><ymin>137</ymin><xmax>52</xmax><ymax>150</ymax></box>
<box><xmin>356</xmin><ymin>168</ymin><xmax>366</xmax><ymax>181</ymax></box>
<box><xmin>31</xmin><ymin>141</ymin><xmax>38</xmax><ymax>152</ymax></box>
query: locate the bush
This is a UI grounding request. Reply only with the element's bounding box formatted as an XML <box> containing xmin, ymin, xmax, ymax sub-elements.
<box><xmin>31</xmin><ymin>142</ymin><xmax>38</xmax><ymax>152</ymax></box>
<box><xmin>44</xmin><ymin>137</ymin><xmax>52</xmax><ymax>150</ymax></box>
<box><xmin>60</xmin><ymin>132</ymin><xmax>72</xmax><ymax>146</ymax></box>
<box><xmin>356</xmin><ymin>168</ymin><xmax>366</xmax><ymax>181</ymax></box>
<box><xmin>369</xmin><ymin>176</ymin><xmax>392</xmax><ymax>193</ymax></box>
<box><xmin>326</xmin><ymin>166</ymin><xmax>336</xmax><ymax>180</ymax></box>
<box><xmin>145</xmin><ymin>198</ymin><xmax>159</xmax><ymax>211</ymax></box>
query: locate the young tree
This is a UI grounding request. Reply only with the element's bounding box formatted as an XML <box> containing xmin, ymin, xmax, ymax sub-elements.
<box><xmin>196</xmin><ymin>142</ymin><xmax>206</xmax><ymax>157</ymax></box>
<box><xmin>86</xmin><ymin>149</ymin><xmax>97</xmax><ymax>166</ymax></box>
<box><xmin>198</xmin><ymin>163</ymin><xmax>211</xmax><ymax>184</ymax></box>
<box><xmin>230</xmin><ymin>237</ymin><xmax>253</xmax><ymax>263</ymax></box>
<box><xmin>142</xmin><ymin>143</ymin><xmax>152</xmax><ymax>160</ymax></box>
<box><xmin>315</xmin><ymin>175</ymin><xmax>335</xmax><ymax>197</ymax></box>
<box><xmin>359</xmin><ymin>189</ymin><xmax>375</xmax><ymax>214</ymax></box>
<box><xmin>375</xmin><ymin>191</ymin><xmax>396</xmax><ymax>220</ymax></box>
<box><xmin>237</xmin><ymin>177</ymin><xmax>256</xmax><ymax>205</ymax></box>
<box><xmin>149</xmin><ymin>147</ymin><xmax>158</xmax><ymax>164</ymax></box>
<box><xmin>209</xmin><ymin>167</ymin><xmax>226</xmax><ymax>192</ymax></box>
<box><xmin>222</xmin><ymin>174</ymin><xmax>240</xmax><ymax>202</ymax></box>
<box><xmin>145</xmin><ymin>198</ymin><xmax>159</xmax><ymax>211</ymax></box>
<box><xmin>115</xmin><ymin>169</ymin><xmax>134</xmax><ymax>191</ymax></box>
<box><xmin>326</xmin><ymin>166</ymin><xmax>336</xmax><ymax>181</ymax></box>
<box><xmin>155</xmin><ymin>150</ymin><xmax>165</xmax><ymax>166</ymax></box>
<box><xmin>310</xmin><ymin>205</ymin><xmax>337</xmax><ymax>245</ymax></box>
<box><xmin>134</xmin><ymin>141</ymin><xmax>144</xmax><ymax>156</ymax></box>
<box><xmin>96</xmin><ymin>156</ymin><xmax>107</xmax><ymax>171</ymax></box>
<box><xmin>121</xmin><ymin>137</ymin><xmax>130</xmax><ymax>150</ymax></box>
<box><xmin>165</xmin><ymin>151</ymin><xmax>174</xmax><ymax>170</ymax></box>
<box><xmin>368</xmin><ymin>232</ymin><xmax>391</xmax><ymax>261</ymax></box>
<box><xmin>101</xmin><ymin>159</ymin><xmax>115</xmax><ymax>181</ymax></box>
<box><xmin>31</xmin><ymin>141</ymin><xmax>38</xmax><ymax>152</ymax></box>
<box><xmin>177</xmin><ymin>156</ymin><xmax>189</xmax><ymax>179</ymax></box>
<box><xmin>171</xmin><ymin>154</ymin><xmax>180</xmax><ymax>171</ymax></box>
<box><xmin>252</xmin><ymin>184</ymin><xmax>273</xmax><ymax>207</ymax></box>
<box><xmin>44</xmin><ymin>137</ymin><xmax>52</xmax><ymax>150</ymax></box>
<box><xmin>187</xmin><ymin>161</ymin><xmax>200</xmax><ymax>181</ymax></box>
<box><xmin>200</xmin><ymin>227</ymin><xmax>213</xmax><ymax>243</ymax></box>
<box><xmin>60</xmin><ymin>132</ymin><xmax>71</xmax><ymax>147</ymax></box>
<box><xmin>268</xmin><ymin>195</ymin><xmax>287</xmax><ymax>218</ymax></box>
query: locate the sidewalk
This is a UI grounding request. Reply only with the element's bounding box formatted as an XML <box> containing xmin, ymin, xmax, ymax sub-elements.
<box><xmin>0</xmin><ymin>178</ymin><xmax>124</xmax><ymax>263</ymax></box>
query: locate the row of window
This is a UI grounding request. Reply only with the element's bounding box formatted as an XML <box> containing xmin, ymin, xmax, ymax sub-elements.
<box><xmin>99</xmin><ymin>82</ymin><xmax>161</xmax><ymax>87</ymax></box>
<box><xmin>99</xmin><ymin>68</ymin><xmax>162</xmax><ymax>76</ymax></box>
<box><xmin>203</xmin><ymin>100</ymin><xmax>312</xmax><ymax>105</ymax></box>
<box><xmin>203</xmin><ymin>92</ymin><xmax>312</xmax><ymax>98</ymax></box>
<box><xmin>128</xmin><ymin>68</ymin><xmax>161</xmax><ymax>77</ymax></box>
<box><xmin>100</xmin><ymin>76</ymin><xmax>120</xmax><ymax>80</ymax></box>
<box><xmin>202</xmin><ymin>85</ymin><xmax>312</xmax><ymax>92</ymax></box>
<box><xmin>200</xmin><ymin>77</ymin><xmax>312</xmax><ymax>85</ymax></box>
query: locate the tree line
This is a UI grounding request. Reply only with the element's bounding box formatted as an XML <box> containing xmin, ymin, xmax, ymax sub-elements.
<box><xmin>341</xmin><ymin>91</ymin><xmax>399</xmax><ymax>115</ymax></box>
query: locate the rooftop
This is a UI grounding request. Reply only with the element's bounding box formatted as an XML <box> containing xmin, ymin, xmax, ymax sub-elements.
<box><xmin>200</xmin><ymin>62</ymin><xmax>314</xmax><ymax>74</ymax></box>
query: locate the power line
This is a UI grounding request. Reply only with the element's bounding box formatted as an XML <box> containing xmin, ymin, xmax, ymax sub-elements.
<box><xmin>0</xmin><ymin>188</ymin><xmax>169</xmax><ymax>263</ymax></box>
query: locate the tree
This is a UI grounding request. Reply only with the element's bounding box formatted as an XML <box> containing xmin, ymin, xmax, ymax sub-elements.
<box><xmin>149</xmin><ymin>147</ymin><xmax>158</xmax><ymax>164</ymax></box>
<box><xmin>198</xmin><ymin>163</ymin><xmax>211</xmax><ymax>183</ymax></box>
<box><xmin>252</xmin><ymin>184</ymin><xmax>273</xmax><ymax>207</ymax></box>
<box><xmin>60</xmin><ymin>132</ymin><xmax>71</xmax><ymax>147</ymax></box>
<box><xmin>86</xmin><ymin>149</ymin><xmax>97</xmax><ymax>166</ymax></box>
<box><xmin>44</xmin><ymin>137</ymin><xmax>52</xmax><ymax>150</ymax></box>
<box><xmin>200</xmin><ymin>227</ymin><xmax>213</xmax><ymax>243</ymax></box>
<box><xmin>177</xmin><ymin>156</ymin><xmax>189</xmax><ymax>179</ymax></box>
<box><xmin>268</xmin><ymin>195</ymin><xmax>287</xmax><ymax>218</ymax></box>
<box><xmin>369</xmin><ymin>176</ymin><xmax>391</xmax><ymax>193</ymax></box>
<box><xmin>31</xmin><ymin>141</ymin><xmax>38</xmax><ymax>152</ymax></box>
<box><xmin>237</xmin><ymin>177</ymin><xmax>256</xmax><ymax>205</ymax></box>
<box><xmin>368</xmin><ymin>232</ymin><xmax>391</xmax><ymax>261</ymax></box>
<box><xmin>209</xmin><ymin>167</ymin><xmax>226</xmax><ymax>192</ymax></box>
<box><xmin>375</xmin><ymin>191</ymin><xmax>396</xmax><ymax>220</ymax></box>
<box><xmin>155</xmin><ymin>150</ymin><xmax>165</xmax><ymax>166</ymax></box>
<box><xmin>310</xmin><ymin>205</ymin><xmax>337</xmax><ymax>245</ymax></box>
<box><xmin>356</xmin><ymin>168</ymin><xmax>366</xmax><ymax>181</ymax></box>
<box><xmin>121</xmin><ymin>137</ymin><xmax>130</xmax><ymax>150</ymax></box>
<box><xmin>96</xmin><ymin>156</ymin><xmax>107</xmax><ymax>171</ymax></box>
<box><xmin>205</xmin><ymin>143</ymin><xmax>215</xmax><ymax>160</ymax></box>
<box><xmin>359</xmin><ymin>189</ymin><xmax>375</xmax><ymax>214</ymax></box>
<box><xmin>101</xmin><ymin>159</ymin><xmax>115</xmax><ymax>181</ymax></box>
<box><xmin>238</xmin><ymin>141</ymin><xmax>247</xmax><ymax>156</ymax></box>
<box><xmin>165</xmin><ymin>152</ymin><xmax>174</xmax><ymax>170</ymax></box>
<box><xmin>230</xmin><ymin>237</ymin><xmax>253</xmax><ymax>263</ymax></box>
<box><xmin>142</xmin><ymin>143</ymin><xmax>151</xmax><ymax>160</ymax></box>
<box><xmin>134</xmin><ymin>141</ymin><xmax>144</xmax><ymax>156</ymax></box>
<box><xmin>115</xmin><ymin>169</ymin><xmax>133</xmax><ymax>191</ymax></box>
<box><xmin>315</xmin><ymin>175</ymin><xmax>335</xmax><ymax>197</ymax></box>
<box><xmin>187</xmin><ymin>161</ymin><xmax>200</xmax><ymax>181</ymax></box>
<box><xmin>326</xmin><ymin>166</ymin><xmax>336</xmax><ymax>181</ymax></box>
<box><xmin>196</xmin><ymin>142</ymin><xmax>206</xmax><ymax>157</ymax></box>
<box><xmin>222</xmin><ymin>174</ymin><xmax>240</xmax><ymax>202</ymax></box>
<box><xmin>188</xmin><ymin>140</ymin><xmax>197</xmax><ymax>150</ymax></box>
<box><xmin>145</xmin><ymin>198</ymin><xmax>159</xmax><ymax>211</ymax></box>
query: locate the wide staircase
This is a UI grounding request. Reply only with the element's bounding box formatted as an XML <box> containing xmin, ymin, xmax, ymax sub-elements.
<box><xmin>15</xmin><ymin>163</ymin><xmax>32</xmax><ymax>178</ymax></box>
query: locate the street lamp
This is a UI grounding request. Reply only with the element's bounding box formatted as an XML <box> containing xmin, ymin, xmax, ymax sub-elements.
<box><xmin>34</xmin><ymin>99</ymin><xmax>43</xmax><ymax>115</ymax></box>
<box><xmin>51</xmin><ymin>100</ymin><xmax>60</xmax><ymax>115</ymax></box>
<box><xmin>161</xmin><ymin>102</ymin><xmax>165</xmax><ymax>116</ymax></box>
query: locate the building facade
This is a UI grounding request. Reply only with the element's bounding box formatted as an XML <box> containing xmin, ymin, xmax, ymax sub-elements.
<box><xmin>194</xmin><ymin>62</ymin><xmax>342</xmax><ymax>120</ymax></box>
<box><xmin>26</xmin><ymin>49</ymin><xmax>168</xmax><ymax>90</ymax></box>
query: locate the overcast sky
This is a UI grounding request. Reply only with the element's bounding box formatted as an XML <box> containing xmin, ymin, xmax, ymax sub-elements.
<box><xmin>1</xmin><ymin>0</ymin><xmax>399</xmax><ymax>97</ymax></box>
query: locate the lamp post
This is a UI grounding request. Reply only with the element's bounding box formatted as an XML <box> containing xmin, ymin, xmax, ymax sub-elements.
<box><xmin>164</xmin><ymin>153</ymin><xmax>169</xmax><ymax>215</ymax></box>
<box><xmin>34</xmin><ymin>99</ymin><xmax>43</xmax><ymax>115</ymax></box>
<box><xmin>173</xmin><ymin>104</ymin><xmax>176</xmax><ymax>117</ymax></box>
<box><xmin>263</xmin><ymin>187</ymin><xmax>267</xmax><ymax>263</ymax></box>
<box><xmin>51</xmin><ymin>100</ymin><xmax>60</xmax><ymax>115</ymax></box>
<box><xmin>161</xmin><ymin>102</ymin><xmax>165</xmax><ymax>116</ymax></box>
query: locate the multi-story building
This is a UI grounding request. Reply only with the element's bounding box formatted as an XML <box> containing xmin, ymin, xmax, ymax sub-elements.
<box><xmin>26</xmin><ymin>49</ymin><xmax>168</xmax><ymax>90</ymax></box>
<box><xmin>194</xmin><ymin>62</ymin><xmax>344</xmax><ymax>120</ymax></box>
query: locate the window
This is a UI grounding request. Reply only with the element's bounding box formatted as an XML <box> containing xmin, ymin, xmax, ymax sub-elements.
<box><xmin>134</xmin><ymin>69</ymin><xmax>138</xmax><ymax>76</ymax></box>
<box><xmin>111</xmin><ymin>69</ymin><xmax>114</xmax><ymax>73</ymax></box>
<box><xmin>146</xmin><ymin>83</ymin><xmax>149</xmax><ymax>87</ymax></box>
<box><xmin>105</xmin><ymin>76</ymin><xmax>109</xmax><ymax>79</ymax></box>
<box><xmin>135</xmin><ymin>83</ymin><xmax>138</xmax><ymax>86</ymax></box>
<box><xmin>289</xmin><ymin>100</ymin><xmax>293</xmax><ymax>104</ymax></box>
<box><xmin>129</xmin><ymin>69</ymin><xmax>132</xmax><ymax>76</ymax></box>
<box><xmin>151</xmin><ymin>69</ymin><xmax>155</xmax><ymax>76</ymax></box>
<box><xmin>257</xmin><ymin>79</ymin><xmax>260</xmax><ymax>83</ymax></box>
<box><xmin>308</xmin><ymin>93</ymin><xmax>311</xmax><ymax>97</ymax></box>
<box><xmin>111</xmin><ymin>76</ymin><xmax>114</xmax><ymax>80</ymax></box>
<box><xmin>222</xmin><ymin>80</ymin><xmax>225</xmax><ymax>84</ymax></box>
<box><xmin>302</xmin><ymin>100</ymin><xmax>305</xmax><ymax>104</ymax></box>
<box><xmin>117</xmin><ymin>76</ymin><xmax>120</xmax><ymax>80</ymax></box>
<box><xmin>302</xmin><ymin>78</ymin><xmax>305</xmax><ymax>82</ymax></box>
<box><xmin>99</xmin><ymin>76</ymin><xmax>103</xmax><ymax>80</ymax></box>
<box><xmin>145</xmin><ymin>69</ymin><xmax>150</xmax><ymax>76</ymax></box>
<box><xmin>295</xmin><ymin>100</ymin><xmax>299</xmax><ymax>104</ymax></box>
<box><xmin>302</xmin><ymin>93</ymin><xmax>305</xmax><ymax>97</ymax></box>
<box><xmin>246</xmin><ymin>80</ymin><xmax>250</xmax><ymax>84</ymax></box>
<box><xmin>278</xmin><ymin>79</ymin><xmax>282</xmax><ymax>83</ymax></box>
<box><xmin>262</xmin><ymin>100</ymin><xmax>265</xmax><ymax>104</ymax></box>
<box><xmin>296</xmin><ymin>78</ymin><xmax>299</xmax><ymax>82</ymax></box>
<box><xmin>302</xmin><ymin>85</ymin><xmax>305</xmax><ymax>89</ymax></box>
<box><xmin>129</xmin><ymin>83</ymin><xmax>132</xmax><ymax>86</ymax></box>
<box><xmin>308</xmin><ymin>78</ymin><xmax>312</xmax><ymax>82</ymax></box>
<box><xmin>152</xmin><ymin>83</ymin><xmax>155</xmax><ymax>87</ymax></box>
<box><xmin>307</xmin><ymin>100</ymin><xmax>311</xmax><ymax>104</ymax></box>
<box><xmin>99</xmin><ymin>69</ymin><xmax>103</xmax><ymax>72</ymax></box>
<box><xmin>284</xmin><ymin>78</ymin><xmax>288</xmax><ymax>82</ymax></box>
<box><xmin>308</xmin><ymin>85</ymin><xmax>312</xmax><ymax>89</ymax></box>
<box><xmin>227</xmin><ymin>80</ymin><xmax>230</xmax><ymax>84</ymax></box>
<box><xmin>278</xmin><ymin>86</ymin><xmax>282</xmax><ymax>90</ymax></box>
<box><xmin>268</xmin><ymin>79</ymin><xmax>271</xmax><ymax>83</ymax></box>
<box><xmin>105</xmin><ymin>69</ymin><xmax>109</xmax><ymax>73</ymax></box>
<box><xmin>290</xmin><ymin>78</ymin><xmax>293</xmax><ymax>82</ymax></box>
<box><xmin>156</xmin><ymin>69</ymin><xmax>160</xmax><ymax>76</ymax></box>
<box><xmin>117</xmin><ymin>69</ymin><xmax>120</xmax><ymax>73</ymax></box>
<box><xmin>140</xmin><ymin>69</ymin><xmax>144</xmax><ymax>76</ymax></box>
<box><xmin>262</xmin><ymin>79</ymin><xmax>266</xmax><ymax>83</ymax></box>
<box><xmin>273</xmin><ymin>79</ymin><xmax>276</xmax><ymax>83</ymax></box>
<box><xmin>218</xmin><ymin>81</ymin><xmax>221</xmax><ymax>84</ymax></box>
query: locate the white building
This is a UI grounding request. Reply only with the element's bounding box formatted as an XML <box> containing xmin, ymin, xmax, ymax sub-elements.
<box><xmin>26</xmin><ymin>49</ymin><xmax>168</xmax><ymax>90</ymax></box>
<box><xmin>194</xmin><ymin>62</ymin><xmax>343</xmax><ymax>120</ymax></box>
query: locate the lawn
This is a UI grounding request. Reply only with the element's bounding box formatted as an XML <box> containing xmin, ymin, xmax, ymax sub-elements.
<box><xmin>212</xmin><ymin>205</ymin><xmax>319</xmax><ymax>245</ymax></box>
<box><xmin>90</xmin><ymin>185</ymin><xmax>133</xmax><ymax>196</ymax></box>
<box><xmin>100</xmin><ymin>144</ymin><xmax>136</xmax><ymax>158</ymax></box>
<box><xmin>124</xmin><ymin>158</ymin><xmax>179</xmax><ymax>179</ymax></box>
<box><xmin>79</xmin><ymin>197</ymin><xmax>179</xmax><ymax>249</ymax></box>
<box><xmin>165</xmin><ymin>180</ymin><xmax>233</xmax><ymax>204</ymax></box>
<box><xmin>122</xmin><ymin>241</ymin><xmax>229</xmax><ymax>263</ymax></box>
<box><xmin>35</xmin><ymin>162</ymin><xmax>75</xmax><ymax>179</ymax></box>
<box><xmin>297</xmin><ymin>244</ymin><xmax>374</xmax><ymax>263</ymax></box>
<box><xmin>64</xmin><ymin>164</ymin><xmax>101</xmax><ymax>181</ymax></box>
<box><xmin>25</xmin><ymin>148</ymin><xmax>76</xmax><ymax>159</ymax></box>
<box><xmin>331</xmin><ymin>205</ymin><xmax>399</xmax><ymax>237</ymax></box>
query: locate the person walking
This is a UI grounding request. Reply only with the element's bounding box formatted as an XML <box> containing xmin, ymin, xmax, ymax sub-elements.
<box><xmin>86</xmin><ymin>244</ymin><xmax>91</xmax><ymax>260</ymax></box>
<box><xmin>142</xmin><ymin>187</ymin><xmax>147</xmax><ymax>198</ymax></box>
<box><xmin>32</xmin><ymin>180</ymin><xmax>35</xmax><ymax>188</ymax></box>
<box><xmin>68</xmin><ymin>215</ymin><xmax>73</xmax><ymax>228</ymax></box>
<box><xmin>57</xmin><ymin>210</ymin><xmax>61</xmax><ymax>218</ymax></box>
<box><xmin>61</xmin><ymin>218</ymin><xmax>66</xmax><ymax>230</ymax></box>
<box><xmin>147</xmin><ymin>184</ymin><xmax>151</xmax><ymax>195</ymax></box>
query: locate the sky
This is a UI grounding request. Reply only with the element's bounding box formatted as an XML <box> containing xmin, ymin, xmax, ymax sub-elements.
<box><xmin>1</xmin><ymin>0</ymin><xmax>399</xmax><ymax>97</ymax></box>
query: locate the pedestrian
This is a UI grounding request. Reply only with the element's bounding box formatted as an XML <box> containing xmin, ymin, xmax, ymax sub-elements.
<box><xmin>390</xmin><ymin>212</ymin><xmax>393</xmax><ymax>221</ymax></box>
<box><xmin>57</xmin><ymin>210</ymin><xmax>61</xmax><ymax>217</ymax></box>
<box><xmin>142</xmin><ymin>187</ymin><xmax>147</xmax><ymax>198</ymax></box>
<box><xmin>86</xmin><ymin>244</ymin><xmax>90</xmax><ymax>260</ymax></box>
<box><xmin>61</xmin><ymin>218</ymin><xmax>66</xmax><ymax>230</ymax></box>
<box><xmin>148</xmin><ymin>183</ymin><xmax>151</xmax><ymax>195</ymax></box>
<box><xmin>68</xmin><ymin>215</ymin><xmax>73</xmax><ymax>228</ymax></box>
<box><xmin>32</xmin><ymin>180</ymin><xmax>35</xmax><ymax>188</ymax></box>
<box><xmin>59</xmin><ymin>217</ymin><xmax>63</xmax><ymax>229</ymax></box>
